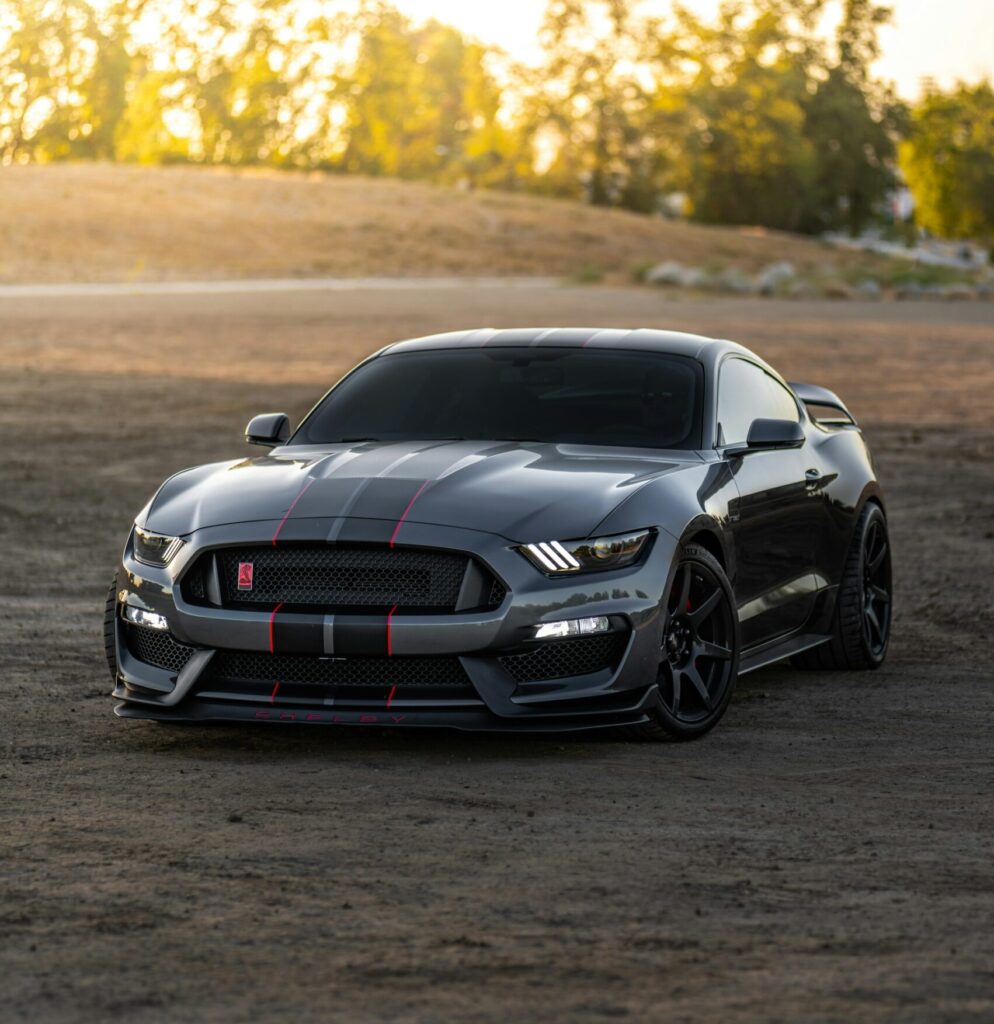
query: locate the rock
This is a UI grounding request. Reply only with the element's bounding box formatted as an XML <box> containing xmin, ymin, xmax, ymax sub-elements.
<box><xmin>856</xmin><ymin>279</ymin><xmax>882</xmax><ymax>300</ymax></box>
<box><xmin>895</xmin><ymin>282</ymin><xmax>923</xmax><ymax>300</ymax></box>
<box><xmin>678</xmin><ymin>266</ymin><xmax>709</xmax><ymax>288</ymax></box>
<box><xmin>645</xmin><ymin>261</ymin><xmax>686</xmax><ymax>286</ymax></box>
<box><xmin>941</xmin><ymin>283</ymin><xmax>977</xmax><ymax>301</ymax></box>
<box><xmin>756</xmin><ymin>261</ymin><xmax>796</xmax><ymax>295</ymax></box>
<box><xmin>821</xmin><ymin>279</ymin><xmax>856</xmax><ymax>300</ymax></box>
<box><xmin>710</xmin><ymin>268</ymin><xmax>756</xmax><ymax>294</ymax></box>
<box><xmin>644</xmin><ymin>261</ymin><xmax>713</xmax><ymax>288</ymax></box>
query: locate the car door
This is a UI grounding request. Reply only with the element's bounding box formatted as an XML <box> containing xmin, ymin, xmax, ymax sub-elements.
<box><xmin>717</xmin><ymin>357</ymin><xmax>823</xmax><ymax>648</ymax></box>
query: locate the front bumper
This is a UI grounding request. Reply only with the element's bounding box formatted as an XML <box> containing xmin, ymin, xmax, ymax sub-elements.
<box><xmin>112</xmin><ymin>516</ymin><xmax>678</xmax><ymax>732</ymax></box>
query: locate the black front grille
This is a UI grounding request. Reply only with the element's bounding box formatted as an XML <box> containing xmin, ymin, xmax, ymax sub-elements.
<box><xmin>209</xmin><ymin>650</ymin><xmax>471</xmax><ymax>689</ymax></box>
<box><xmin>126</xmin><ymin>623</ymin><xmax>195</xmax><ymax>675</ymax></box>
<box><xmin>499</xmin><ymin>633</ymin><xmax>627</xmax><ymax>683</ymax></box>
<box><xmin>488</xmin><ymin>576</ymin><xmax>507</xmax><ymax>607</ymax></box>
<box><xmin>184</xmin><ymin>544</ymin><xmax>504</xmax><ymax>614</ymax></box>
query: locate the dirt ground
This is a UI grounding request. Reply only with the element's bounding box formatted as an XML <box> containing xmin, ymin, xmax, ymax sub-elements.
<box><xmin>1</xmin><ymin>286</ymin><xmax>993</xmax><ymax>1023</ymax></box>
<box><xmin>0</xmin><ymin>164</ymin><xmax>908</xmax><ymax>284</ymax></box>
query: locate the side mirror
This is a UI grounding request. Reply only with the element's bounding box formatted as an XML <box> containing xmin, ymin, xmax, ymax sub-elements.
<box><xmin>742</xmin><ymin>418</ymin><xmax>805</xmax><ymax>452</ymax></box>
<box><xmin>245</xmin><ymin>413</ymin><xmax>290</xmax><ymax>447</ymax></box>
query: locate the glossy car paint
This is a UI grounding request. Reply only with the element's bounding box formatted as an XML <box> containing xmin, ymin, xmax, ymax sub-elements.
<box><xmin>111</xmin><ymin>327</ymin><xmax>883</xmax><ymax>731</ymax></box>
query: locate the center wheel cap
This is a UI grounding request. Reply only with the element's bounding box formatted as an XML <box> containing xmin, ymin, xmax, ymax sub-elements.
<box><xmin>664</xmin><ymin>617</ymin><xmax>693</xmax><ymax>667</ymax></box>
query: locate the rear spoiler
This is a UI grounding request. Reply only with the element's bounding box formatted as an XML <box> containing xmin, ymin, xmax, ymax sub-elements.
<box><xmin>788</xmin><ymin>381</ymin><xmax>858</xmax><ymax>427</ymax></box>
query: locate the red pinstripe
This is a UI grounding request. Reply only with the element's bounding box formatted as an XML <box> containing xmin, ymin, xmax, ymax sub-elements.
<box><xmin>389</xmin><ymin>480</ymin><xmax>429</xmax><ymax>549</ymax></box>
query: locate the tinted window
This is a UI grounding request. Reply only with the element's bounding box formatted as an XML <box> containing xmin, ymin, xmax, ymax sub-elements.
<box><xmin>295</xmin><ymin>348</ymin><xmax>703</xmax><ymax>449</ymax></box>
<box><xmin>717</xmin><ymin>358</ymin><xmax>800</xmax><ymax>445</ymax></box>
<box><xmin>764</xmin><ymin>375</ymin><xmax>802</xmax><ymax>423</ymax></box>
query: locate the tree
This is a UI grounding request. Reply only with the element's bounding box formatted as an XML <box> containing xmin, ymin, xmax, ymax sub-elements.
<box><xmin>802</xmin><ymin>0</ymin><xmax>904</xmax><ymax>234</ymax></box>
<box><xmin>0</xmin><ymin>0</ymin><xmax>142</xmax><ymax>162</ymax></box>
<box><xmin>900</xmin><ymin>81</ymin><xmax>994</xmax><ymax>243</ymax></box>
<box><xmin>650</xmin><ymin>1</ymin><xmax>823</xmax><ymax>230</ymax></box>
<box><xmin>529</xmin><ymin>0</ymin><xmax>667</xmax><ymax>210</ymax></box>
<box><xmin>339</xmin><ymin>5</ymin><xmax>519</xmax><ymax>186</ymax></box>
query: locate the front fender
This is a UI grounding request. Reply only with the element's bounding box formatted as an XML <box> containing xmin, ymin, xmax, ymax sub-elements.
<box><xmin>592</xmin><ymin>459</ymin><xmax>737</xmax><ymax>574</ymax></box>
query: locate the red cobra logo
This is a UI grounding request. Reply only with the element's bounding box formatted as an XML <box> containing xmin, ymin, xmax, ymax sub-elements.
<box><xmin>237</xmin><ymin>561</ymin><xmax>254</xmax><ymax>590</ymax></box>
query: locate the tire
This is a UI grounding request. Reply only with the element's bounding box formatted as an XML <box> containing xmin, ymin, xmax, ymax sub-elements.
<box><xmin>104</xmin><ymin>575</ymin><xmax>119</xmax><ymax>681</ymax></box>
<box><xmin>630</xmin><ymin>543</ymin><xmax>740</xmax><ymax>741</ymax></box>
<box><xmin>792</xmin><ymin>501</ymin><xmax>891</xmax><ymax>671</ymax></box>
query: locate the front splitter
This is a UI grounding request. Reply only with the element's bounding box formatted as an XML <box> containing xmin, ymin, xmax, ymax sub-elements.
<box><xmin>114</xmin><ymin>691</ymin><xmax>659</xmax><ymax>733</ymax></box>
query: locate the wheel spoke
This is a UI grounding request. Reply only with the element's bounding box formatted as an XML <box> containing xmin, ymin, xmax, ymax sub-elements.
<box><xmin>865</xmin><ymin>605</ymin><xmax>882</xmax><ymax>645</ymax></box>
<box><xmin>687</xmin><ymin>587</ymin><xmax>721</xmax><ymax>628</ymax></box>
<box><xmin>683</xmin><ymin>664</ymin><xmax>713</xmax><ymax>711</ymax></box>
<box><xmin>677</xmin><ymin>564</ymin><xmax>692</xmax><ymax>612</ymax></box>
<box><xmin>659</xmin><ymin>558</ymin><xmax>736</xmax><ymax>722</ymax></box>
<box><xmin>870</xmin><ymin>584</ymin><xmax>890</xmax><ymax>604</ymax></box>
<box><xmin>696</xmin><ymin>640</ymin><xmax>732</xmax><ymax>661</ymax></box>
<box><xmin>867</xmin><ymin>541</ymin><xmax>888</xmax><ymax>575</ymax></box>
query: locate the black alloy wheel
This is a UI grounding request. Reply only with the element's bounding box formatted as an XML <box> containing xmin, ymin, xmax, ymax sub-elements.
<box><xmin>632</xmin><ymin>544</ymin><xmax>739</xmax><ymax>741</ymax></box>
<box><xmin>104</xmin><ymin>576</ymin><xmax>119</xmax><ymax>681</ymax></box>
<box><xmin>862</xmin><ymin>514</ymin><xmax>891</xmax><ymax>659</ymax></box>
<box><xmin>792</xmin><ymin>501</ymin><xmax>892</xmax><ymax>671</ymax></box>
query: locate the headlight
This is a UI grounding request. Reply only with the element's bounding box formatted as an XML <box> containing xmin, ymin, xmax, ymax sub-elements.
<box><xmin>519</xmin><ymin>530</ymin><xmax>651</xmax><ymax>575</ymax></box>
<box><xmin>133</xmin><ymin>525</ymin><xmax>184</xmax><ymax>566</ymax></box>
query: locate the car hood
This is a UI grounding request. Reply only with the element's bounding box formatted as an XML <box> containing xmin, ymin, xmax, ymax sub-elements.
<box><xmin>144</xmin><ymin>440</ymin><xmax>701</xmax><ymax>543</ymax></box>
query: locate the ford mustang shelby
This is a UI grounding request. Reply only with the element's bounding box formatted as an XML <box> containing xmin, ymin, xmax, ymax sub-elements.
<box><xmin>106</xmin><ymin>327</ymin><xmax>891</xmax><ymax>740</ymax></box>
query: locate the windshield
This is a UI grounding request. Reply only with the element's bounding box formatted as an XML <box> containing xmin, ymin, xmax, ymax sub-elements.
<box><xmin>294</xmin><ymin>347</ymin><xmax>704</xmax><ymax>450</ymax></box>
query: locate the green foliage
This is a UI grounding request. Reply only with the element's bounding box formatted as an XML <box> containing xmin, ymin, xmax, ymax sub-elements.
<box><xmin>340</xmin><ymin>7</ymin><xmax>523</xmax><ymax>187</ymax></box>
<box><xmin>529</xmin><ymin>0</ymin><xmax>666</xmax><ymax>211</ymax></box>
<box><xmin>665</xmin><ymin>3</ymin><xmax>819</xmax><ymax>231</ymax></box>
<box><xmin>900</xmin><ymin>81</ymin><xmax>994</xmax><ymax>243</ymax></box>
<box><xmin>0</xmin><ymin>0</ymin><xmax>988</xmax><ymax>243</ymax></box>
<box><xmin>802</xmin><ymin>0</ymin><xmax>905</xmax><ymax>235</ymax></box>
<box><xmin>803</xmin><ymin>67</ymin><xmax>901</xmax><ymax>235</ymax></box>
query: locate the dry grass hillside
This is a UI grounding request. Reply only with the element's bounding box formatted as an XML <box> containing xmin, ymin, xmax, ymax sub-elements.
<box><xmin>0</xmin><ymin>162</ymin><xmax>893</xmax><ymax>284</ymax></box>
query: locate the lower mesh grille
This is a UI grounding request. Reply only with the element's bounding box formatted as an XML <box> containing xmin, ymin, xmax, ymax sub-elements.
<box><xmin>499</xmin><ymin>633</ymin><xmax>626</xmax><ymax>683</ymax></box>
<box><xmin>209</xmin><ymin>650</ymin><xmax>471</xmax><ymax>689</ymax></box>
<box><xmin>126</xmin><ymin>623</ymin><xmax>195</xmax><ymax>674</ymax></box>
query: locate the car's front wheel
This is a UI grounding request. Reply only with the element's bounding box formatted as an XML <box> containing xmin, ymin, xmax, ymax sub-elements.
<box><xmin>631</xmin><ymin>543</ymin><xmax>740</xmax><ymax>741</ymax></box>
<box><xmin>104</xmin><ymin>576</ymin><xmax>119</xmax><ymax>682</ymax></box>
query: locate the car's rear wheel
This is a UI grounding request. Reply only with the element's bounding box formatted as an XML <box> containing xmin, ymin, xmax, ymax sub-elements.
<box><xmin>792</xmin><ymin>501</ymin><xmax>891</xmax><ymax>671</ymax></box>
<box><xmin>104</xmin><ymin>576</ymin><xmax>119</xmax><ymax>681</ymax></box>
<box><xmin>631</xmin><ymin>544</ymin><xmax>740</xmax><ymax>741</ymax></box>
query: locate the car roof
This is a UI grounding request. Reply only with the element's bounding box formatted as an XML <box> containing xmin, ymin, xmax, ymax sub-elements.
<box><xmin>382</xmin><ymin>327</ymin><xmax>756</xmax><ymax>370</ymax></box>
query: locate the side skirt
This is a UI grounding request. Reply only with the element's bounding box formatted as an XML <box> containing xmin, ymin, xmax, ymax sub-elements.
<box><xmin>739</xmin><ymin>632</ymin><xmax>830</xmax><ymax>675</ymax></box>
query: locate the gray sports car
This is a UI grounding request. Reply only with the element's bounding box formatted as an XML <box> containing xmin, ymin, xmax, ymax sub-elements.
<box><xmin>106</xmin><ymin>327</ymin><xmax>891</xmax><ymax>740</ymax></box>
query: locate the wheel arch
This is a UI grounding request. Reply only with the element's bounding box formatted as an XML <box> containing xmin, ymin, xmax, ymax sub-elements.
<box><xmin>675</xmin><ymin>515</ymin><xmax>732</xmax><ymax>575</ymax></box>
<box><xmin>856</xmin><ymin>481</ymin><xmax>887</xmax><ymax>518</ymax></box>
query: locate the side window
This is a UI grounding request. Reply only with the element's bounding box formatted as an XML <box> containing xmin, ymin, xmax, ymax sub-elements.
<box><xmin>764</xmin><ymin>375</ymin><xmax>802</xmax><ymax>424</ymax></box>
<box><xmin>717</xmin><ymin>358</ymin><xmax>800</xmax><ymax>445</ymax></box>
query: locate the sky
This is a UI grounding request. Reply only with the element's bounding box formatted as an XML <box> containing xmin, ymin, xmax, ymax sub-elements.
<box><xmin>390</xmin><ymin>0</ymin><xmax>994</xmax><ymax>99</ymax></box>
